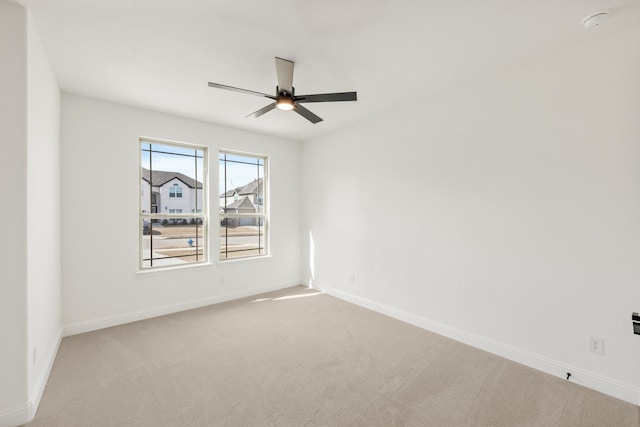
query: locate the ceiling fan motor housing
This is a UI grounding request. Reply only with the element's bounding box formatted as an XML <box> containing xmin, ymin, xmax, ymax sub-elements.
<box><xmin>277</xmin><ymin>86</ymin><xmax>294</xmax><ymax>97</ymax></box>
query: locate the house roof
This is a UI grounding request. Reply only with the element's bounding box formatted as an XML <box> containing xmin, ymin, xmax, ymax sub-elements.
<box><xmin>221</xmin><ymin>178</ymin><xmax>263</xmax><ymax>197</ymax></box>
<box><xmin>224</xmin><ymin>196</ymin><xmax>256</xmax><ymax>210</ymax></box>
<box><xmin>141</xmin><ymin>168</ymin><xmax>202</xmax><ymax>189</ymax></box>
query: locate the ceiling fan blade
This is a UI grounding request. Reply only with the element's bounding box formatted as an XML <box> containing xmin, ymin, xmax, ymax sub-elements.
<box><xmin>294</xmin><ymin>103</ymin><xmax>323</xmax><ymax>124</ymax></box>
<box><xmin>295</xmin><ymin>92</ymin><xmax>357</xmax><ymax>103</ymax></box>
<box><xmin>245</xmin><ymin>103</ymin><xmax>277</xmax><ymax>119</ymax></box>
<box><xmin>208</xmin><ymin>82</ymin><xmax>276</xmax><ymax>99</ymax></box>
<box><xmin>275</xmin><ymin>57</ymin><xmax>294</xmax><ymax>95</ymax></box>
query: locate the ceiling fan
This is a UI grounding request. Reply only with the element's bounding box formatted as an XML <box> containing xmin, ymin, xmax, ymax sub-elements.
<box><xmin>207</xmin><ymin>57</ymin><xmax>357</xmax><ymax>124</ymax></box>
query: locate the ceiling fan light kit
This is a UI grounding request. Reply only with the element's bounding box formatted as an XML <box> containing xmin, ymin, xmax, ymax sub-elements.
<box><xmin>276</xmin><ymin>97</ymin><xmax>295</xmax><ymax>111</ymax></box>
<box><xmin>208</xmin><ymin>57</ymin><xmax>357</xmax><ymax>124</ymax></box>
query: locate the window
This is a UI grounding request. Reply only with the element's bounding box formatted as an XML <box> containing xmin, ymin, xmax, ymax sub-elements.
<box><xmin>140</xmin><ymin>138</ymin><xmax>207</xmax><ymax>269</ymax></box>
<box><xmin>219</xmin><ymin>150</ymin><xmax>267</xmax><ymax>260</ymax></box>
<box><xmin>169</xmin><ymin>184</ymin><xmax>183</xmax><ymax>198</ymax></box>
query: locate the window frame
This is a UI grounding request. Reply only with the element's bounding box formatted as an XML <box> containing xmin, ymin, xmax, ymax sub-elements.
<box><xmin>218</xmin><ymin>148</ymin><xmax>269</xmax><ymax>262</ymax></box>
<box><xmin>139</xmin><ymin>137</ymin><xmax>208</xmax><ymax>271</ymax></box>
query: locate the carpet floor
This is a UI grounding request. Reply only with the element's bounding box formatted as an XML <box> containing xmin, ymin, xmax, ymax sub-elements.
<box><xmin>27</xmin><ymin>286</ymin><xmax>640</xmax><ymax>426</ymax></box>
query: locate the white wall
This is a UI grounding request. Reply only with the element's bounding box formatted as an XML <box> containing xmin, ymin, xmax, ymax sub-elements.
<box><xmin>302</xmin><ymin>23</ymin><xmax>640</xmax><ymax>403</ymax></box>
<box><xmin>26</xmin><ymin>9</ymin><xmax>61</xmax><ymax>413</ymax></box>
<box><xmin>0</xmin><ymin>5</ymin><xmax>61</xmax><ymax>425</ymax></box>
<box><xmin>61</xmin><ymin>94</ymin><xmax>301</xmax><ymax>330</ymax></box>
<box><xmin>0</xmin><ymin>2</ymin><xmax>29</xmax><ymax>423</ymax></box>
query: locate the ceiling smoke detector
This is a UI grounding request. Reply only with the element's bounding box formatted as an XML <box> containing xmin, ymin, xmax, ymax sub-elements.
<box><xmin>582</xmin><ymin>11</ymin><xmax>610</xmax><ymax>28</ymax></box>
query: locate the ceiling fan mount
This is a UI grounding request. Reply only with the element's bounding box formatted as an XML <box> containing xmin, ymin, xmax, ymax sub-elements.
<box><xmin>208</xmin><ymin>57</ymin><xmax>357</xmax><ymax>124</ymax></box>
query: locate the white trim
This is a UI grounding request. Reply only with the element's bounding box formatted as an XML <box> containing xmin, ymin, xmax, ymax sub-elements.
<box><xmin>63</xmin><ymin>281</ymin><xmax>300</xmax><ymax>337</ymax></box>
<box><xmin>139</xmin><ymin>135</ymin><xmax>207</xmax><ymax>150</ymax></box>
<box><xmin>218</xmin><ymin>147</ymin><xmax>269</xmax><ymax>159</ymax></box>
<box><xmin>28</xmin><ymin>328</ymin><xmax>63</xmax><ymax>420</ymax></box>
<box><xmin>0</xmin><ymin>329</ymin><xmax>62</xmax><ymax>427</ymax></box>
<box><xmin>218</xmin><ymin>254</ymin><xmax>272</xmax><ymax>264</ymax></box>
<box><xmin>323</xmin><ymin>286</ymin><xmax>640</xmax><ymax>406</ymax></box>
<box><xmin>0</xmin><ymin>403</ymin><xmax>31</xmax><ymax>427</ymax></box>
<box><xmin>219</xmin><ymin>213</ymin><xmax>266</xmax><ymax>219</ymax></box>
<box><xmin>136</xmin><ymin>261</ymin><xmax>213</xmax><ymax>274</ymax></box>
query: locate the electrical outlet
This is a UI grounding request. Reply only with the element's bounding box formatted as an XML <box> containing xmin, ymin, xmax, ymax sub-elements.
<box><xmin>32</xmin><ymin>346</ymin><xmax>38</xmax><ymax>366</ymax></box>
<box><xmin>350</xmin><ymin>273</ymin><xmax>355</xmax><ymax>284</ymax></box>
<box><xmin>589</xmin><ymin>337</ymin><xmax>604</xmax><ymax>355</ymax></box>
<box><xmin>219</xmin><ymin>275</ymin><xmax>224</xmax><ymax>283</ymax></box>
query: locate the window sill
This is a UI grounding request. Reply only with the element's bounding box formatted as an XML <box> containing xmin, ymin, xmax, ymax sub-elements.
<box><xmin>218</xmin><ymin>254</ymin><xmax>272</xmax><ymax>264</ymax></box>
<box><xmin>136</xmin><ymin>261</ymin><xmax>213</xmax><ymax>275</ymax></box>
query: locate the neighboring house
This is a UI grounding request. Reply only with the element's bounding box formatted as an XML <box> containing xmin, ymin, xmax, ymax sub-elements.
<box><xmin>141</xmin><ymin>168</ymin><xmax>204</xmax><ymax>221</ymax></box>
<box><xmin>220</xmin><ymin>178</ymin><xmax>264</xmax><ymax>226</ymax></box>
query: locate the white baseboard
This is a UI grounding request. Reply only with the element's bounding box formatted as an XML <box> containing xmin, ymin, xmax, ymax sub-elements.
<box><xmin>63</xmin><ymin>281</ymin><xmax>300</xmax><ymax>337</ymax></box>
<box><xmin>0</xmin><ymin>328</ymin><xmax>63</xmax><ymax>427</ymax></box>
<box><xmin>323</xmin><ymin>286</ymin><xmax>640</xmax><ymax>407</ymax></box>
<box><xmin>27</xmin><ymin>328</ymin><xmax>63</xmax><ymax>420</ymax></box>
<box><xmin>0</xmin><ymin>403</ymin><xmax>31</xmax><ymax>427</ymax></box>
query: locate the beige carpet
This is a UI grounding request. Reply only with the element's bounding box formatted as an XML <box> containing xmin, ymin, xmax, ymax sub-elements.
<box><xmin>27</xmin><ymin>286</ymin><xmax>639</xmax><ymax>427</ymax></box>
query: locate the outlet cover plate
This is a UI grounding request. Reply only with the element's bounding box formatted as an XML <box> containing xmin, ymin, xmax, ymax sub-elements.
<box><xmin>589</xmin><ymin>336</ymin><xmax>604</xmax><ymax>355</ymax></box>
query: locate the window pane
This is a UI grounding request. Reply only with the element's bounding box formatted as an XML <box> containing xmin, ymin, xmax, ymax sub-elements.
<box><xmin>142</xmin><ymin>219</ymin><xmax>205</xmax><ymax>268</ymax></box>
<box><xmin>219</xmin><ymin>217</ymin><xmax>265</xmax><ymax>260</ymax></box>
<box><xmin>219</xmin><ymin>155</ymin><xmax>263</xmax><ymax>209</ymax></box>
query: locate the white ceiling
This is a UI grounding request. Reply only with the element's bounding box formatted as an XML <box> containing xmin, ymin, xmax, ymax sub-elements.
<box><xmin>23</xmin><ymin>0</ymin><xmax>640</xmax><ymax>141</ymax></box>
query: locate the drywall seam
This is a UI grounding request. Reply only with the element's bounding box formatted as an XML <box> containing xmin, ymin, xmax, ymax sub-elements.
<box><xmin>324</xmin><ymin>286</ymin><xmax>640</xmax><ymax>406</ymax></box>
<box><xmin>63</xmin><ymin>281</ymin><xmax>300</xmax><ymax>336</ymax></box>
